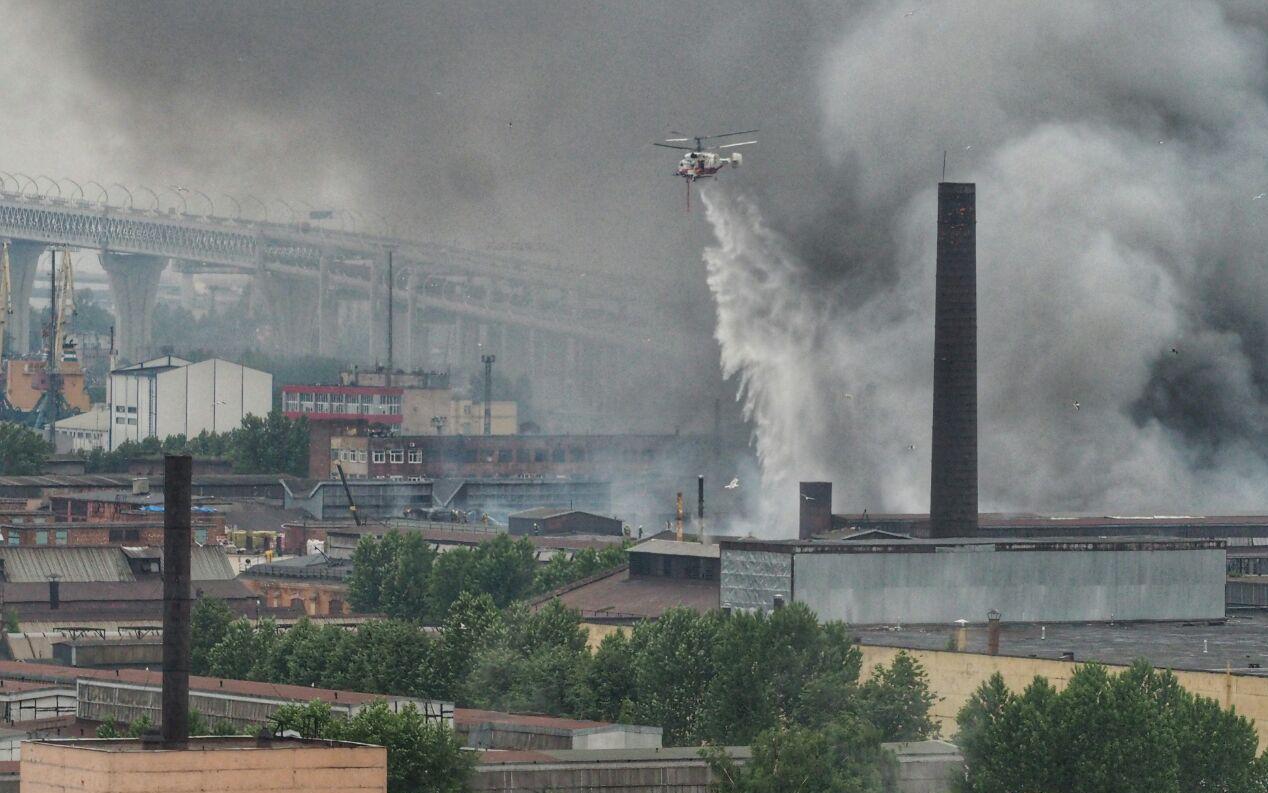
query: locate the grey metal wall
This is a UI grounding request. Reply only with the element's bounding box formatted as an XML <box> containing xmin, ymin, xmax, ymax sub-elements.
<box><xmin>720</xmin><ymin>549</ymin><xmax>791</xmax><ymax>613</ymax></box>
<box><xmin>784</xmin><ymin>547</ymin><xmax>1225</xmax><ymax>624</ymax></box>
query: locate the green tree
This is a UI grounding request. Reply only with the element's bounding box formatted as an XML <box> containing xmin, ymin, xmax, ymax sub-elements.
<box><xmin>956</xmin><ymin>662</ymin><xmax>1267</xmax><ymax>793</ymax></box>
<box><xmin>432</xmin><ymin>592</ymin><xmax>504</xmax><ymax>698</ymax></box>
<box><xmin>206</xmin><ymin>618</ymin><xmax>279</xmax><ymax>681</ymax></box>
<box><xmin>380</xmin><ymin>532</ymin><xmax>437</xmax><ymax>619</ymax></box>
<box><xmin>580</xmin><ymin>630</ymin><xmax>636</xmax><ymax>721</ymax></box>
<box><xmin>856</xmin><ymin>651</ymin><xmax>939</xmax><ymax>741</ymax></box>
<box><xmin>621</xmin><ymin>607</ymin><xmax>723</xmax><ymax>745</ymax></box>
<box><xmin>269</xmin><ymin>700</ymin><xmax>473</xmax><ymax>793</ymax></box>
<box><xmin>95</xmin><ymin>719</ymin><xmax>122</xmax><ymax>738</ymax></box>
<box><xmin>705</xmin><ymin>714</ymin><xmax>892</xmax><ymax>793</ymax></box>
<box><xmin>191</xmin><ymin>598</ymin><xmax>235</xmax><ymax>675</ymax></box>
<box><xmin>347</xmin><ymin>534</ymin><xmax>394</xmax><ymax>613</ymax></box>
<box><xmin>228</xmin><ymin>410</ymin><xmax>308</xmax><ymax>476</ymax></box>
<box><xmin>0</xmin><ymin>423</ymin><xmax>51</xmax><ymax>474</ymax></box>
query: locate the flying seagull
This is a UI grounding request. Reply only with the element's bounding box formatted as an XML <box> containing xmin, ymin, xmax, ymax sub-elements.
<box><xmin>724</xmin><ymin>478</ymin><xmax>740</xmax><ymax>490</ymax></box>
<box><xmin>906</xmin><ymin>444</ymin><xmax>917</xmax><ymax>451</ymax></box>
<box><xmin>801</xmin><ymin>494</ymin><xmax>815</xmax><ymax>501</ymax></box>
<box><xmin>1254</xmin><ymin>193</ymin><xmax>1266</xmax><ymax>201</ymax></box>
<box><xmin>1072</xmin><ymin>401</ymin><xmax>1081</xmax><ymax>411</ymax></box>
<box><xmin>1170</xmin><ymin>347</ymin><xmax>1180</xmax><ymax>355</ymax></box>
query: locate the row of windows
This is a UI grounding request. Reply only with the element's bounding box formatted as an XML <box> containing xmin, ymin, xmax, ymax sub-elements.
<box><xmin>283</xmin><ymin>392</ymin><xmax>402</xmax><ymax>416</ymax></box>
<box><xmin>371</xmin><ymin>449</ymin><xmax>423</xmax><ymax>464</ymax></box>
<box><xmin>114</xmin><ymin>417</ymin><xmax>138</xmax><ymax>426</ymax></box>
<box><xmin>8</xmin><ymin>529</ymin><xmax>70</xmax><ymax>546</ymax></box>
<box><xmin>332</xmin><ymin>448</ymin><xmax>369</xmax><ymax>463</ymax></box>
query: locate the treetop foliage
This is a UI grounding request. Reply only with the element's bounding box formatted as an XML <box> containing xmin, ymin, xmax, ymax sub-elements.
<box><xmin>956</xmin><ymin>661</ymin><xmax>1268</xmax><ymax>793</ymax></box>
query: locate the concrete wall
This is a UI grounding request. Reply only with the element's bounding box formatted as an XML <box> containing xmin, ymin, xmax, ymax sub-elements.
<box><xmin>20</xmin><ymin>738</ymin><xmax>386</xmax><ymax>793</ymax></box>
<box><xmin>859</xmin><ymin>645</ymin><xmax>1268</xmax><ymax>750</ymax></box>
<box><xmin>790</xmin><ymin>547</ymin><xmax>1225</xmax><ymax>624</ymax></box>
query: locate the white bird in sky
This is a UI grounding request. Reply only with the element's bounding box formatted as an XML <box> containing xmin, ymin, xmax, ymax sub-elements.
<box><xmin>801</xmin><ymin>494</ymin><xmax>815</xmax><ymax>501</ymax></box>
<box><xmin>1255</xmin><ymin>193</ymin><xmax>1266</xmax><ymax>201</ymax></box>
<box><xmin>1072</xmin><ymin>401</ymin><xmax>1081</xmax><ymax>411</ymax></box>
<box><xmin>724</xmin><ymin>478</ymin><xmax>740</xmax><ymax>490</ymax></box>
<box><xmin>906</xmin><ymin>444</ymin><xmax>917</xmax><ymax>451</ymax></box>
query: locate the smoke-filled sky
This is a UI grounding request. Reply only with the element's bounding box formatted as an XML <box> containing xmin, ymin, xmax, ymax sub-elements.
<box><xmin>5</xmin><ymin>1</ymin><xmax>1268</xmax><ymax>519</ymax></box>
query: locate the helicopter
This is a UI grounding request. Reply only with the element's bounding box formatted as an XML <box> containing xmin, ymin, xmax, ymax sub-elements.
<box><xmin>654</xmin><ymin>129</ymin><xmax>757</xmax><ymax>210</ymax></box>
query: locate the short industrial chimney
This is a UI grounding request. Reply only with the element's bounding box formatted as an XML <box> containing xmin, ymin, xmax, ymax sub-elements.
<box><xmin>162</xmin><ymin>454</ymin><xmax>193</xmax><ymax>747</ymax></box>
<box><xmin>929</xmin><ymin>183</ymin><xmax>978</xmax><ymax>538</ymax></box>
<box><xmin>799</xmin><ymin>482</ymin><xmax>832</xmax><ymax>540</ymax></box>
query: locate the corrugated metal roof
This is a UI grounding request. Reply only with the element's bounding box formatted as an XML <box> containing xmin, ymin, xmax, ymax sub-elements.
<box><xmin>630</xmin><ymin>539</ymin><xmax>720</xmax><ymax>559</ymax></box>
<box><xmin>189</xmin><ymin>546</ymin><xmax>236</xmax><ymax>580</ymax></box>
<box><xmin>0</xmin><ymin>547</ymin><xmax>135</xmax><ymax>583</ymax></box>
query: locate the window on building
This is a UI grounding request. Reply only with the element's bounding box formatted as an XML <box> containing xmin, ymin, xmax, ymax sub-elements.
<box><xmin>316</xmin><ymin>393</ymin><xmax>330</xmax><ymax>413</ymax></box>
<box><xmin>125</xmin><ymin>529</ymin><xmax>140</xmax><ymax>542</ymax></box>
<box><xmin>195</xmin><ymin>528</ymin><xmax>208</xmax><ymax>545</ymax></box>
<box><xmin>534</xmin><ymin>449</ymin><xmax>546</xmax><ymax>462</ymax></box>
<box><xmin>356</xmin><ymin>450</ymin><xmax>367</xmax><ymax>463</ymax></box>
<box><xmin>109</xmin><ymin>529</ymin><xmax>123</xmax><ymax>542</ymax></box>
<box><xmin>34</xmin><ymin>530</ymin><xmax>48</xmax><ymax>546</ymax></box>
<box><xmin>388</xmin><ymin>449</ymin><xmax>404</xmax><ymax>464</ymax></box>
<box><xmin>329</xmin><ymin>393</ymin><xmax>345</xmax><ymax>412</ymax></box>
<box><xmin>282</xmin><ymin>392</ymin><xmax>300</xmax><ymax>412</ymax></box>
<box><xmin>383</xmin><ymin>395</ymin><xmax>402</xmax><ymax>415</ymax></box>
<box><xmin>55</xmin><ymin>529</ymin><xmax>68</xmax><ymax>545</ymax></box>
<box><xmin>330</xmin><ymin>448</ymin><xmax>340</xmax><ymax>461</ymax></box>
<box><xmin>407</xmin><ymin>449</ymin><xmax>422</xmax><ymax>464</ymax></box>
<box><xmin>372</xmin><ymin>450</ymin><xmax>386</xmax><ymax>464</ymax></box>
<box><xmin>497</xmin><ymin>449</ymin><xmax>513</xmax><ymax>463</ymax></box>
<box><xmin>516</xmin><ymin>448</ymin><xmax>531</xmax><ymax>463</ymax></box>
<box><xmin>570</xmin><ymin>447</ymin><xmax>585</xmax><ymax>462</ymax></box>
<box><xmin>6</xmin><ymin>534</ymin><xmax>17</xmax><ymax>546</ymax></box>
<box><xmin>551</xmin><ymin>447</ymin><xmax>566</xmax><ymax>463</ymax></box>
<box><xmin>661</xmin><ymin>556</ymin><xmax>672</xmax><ymax>577</ymax></box>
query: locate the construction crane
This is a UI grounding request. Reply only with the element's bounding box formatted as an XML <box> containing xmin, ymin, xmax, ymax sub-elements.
<box><xmin>28</xmin><ymin>249</ymin><xmax>79</xmax><ymax>436</ymax></box>
<box><xmin>336</xmin><ymin>463</ymin><xmax>365</xmax><ymax>527</ymax></box>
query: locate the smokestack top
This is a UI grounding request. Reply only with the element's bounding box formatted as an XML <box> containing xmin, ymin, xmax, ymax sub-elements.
<box><xmin>799</xmin><ymin>482</ymin><xmax>832</xmax><ymax>540</ymax></box>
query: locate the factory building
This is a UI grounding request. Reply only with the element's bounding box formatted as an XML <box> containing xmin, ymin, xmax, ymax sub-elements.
<box><xmin>719</xmin><ymin>536</ymin><xmax>1226</xmax><ymax>624</ymax></box>
<box><xmin>107</xmin><ymin>356</ymin><xmax>272</xmax><ymax>450</ymax></box>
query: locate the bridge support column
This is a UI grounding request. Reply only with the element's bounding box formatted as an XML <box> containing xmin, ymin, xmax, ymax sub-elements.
<box><xmin>6</xmin><ymin>241</ymin><xmax>44</xmax><ymax>355</ymax></box>
<box><xmin>263</xmin><ymin>273</ymin><xmax>319</xmax><ymax>356</ymax></box>
<box><xmin>100</xmin><ymin>251</ymin><xmax>168</xmax><ymax>364</ymax></box>
<box><xmin>316</xmin><ymin>255</ymin><xmax>333</xmax><ymax>357</ymax></box>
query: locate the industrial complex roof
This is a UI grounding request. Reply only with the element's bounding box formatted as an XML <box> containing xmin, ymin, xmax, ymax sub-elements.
<box><xmin>854</xmin><ymin>610</ymin><xmax>1268</xmax><ymax>674</ymax></box>
<box><xmin>534</xmin><ymin>566</ymin><xmax>719</xmax><ymax>621</ymax></box>
<box><xmin>0</xmin><ymin>547</ymin><xmax>136</xmax><ymax>583</ymax></box>
<box><xmin>630</xmin><ymin>538</ymin><xmax>720</xmax><ymax>559</ymax></box>
<box><xmin>721</xmin><ymin>535</ymin><xmax>1225</xmax><ymax>554</ymax></box>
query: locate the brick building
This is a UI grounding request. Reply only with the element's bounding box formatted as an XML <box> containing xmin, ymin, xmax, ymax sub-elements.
<box><xmin>0</xmin><ymin>520</ymin><xmax>224</xmax><ymax>547</ymax></box>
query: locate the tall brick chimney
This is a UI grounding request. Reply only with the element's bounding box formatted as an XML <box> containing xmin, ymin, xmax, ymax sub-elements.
<box><xmin>929</xmin><ymin>183</ymin><xmax>978</xmax><ymax>538</ymax></box>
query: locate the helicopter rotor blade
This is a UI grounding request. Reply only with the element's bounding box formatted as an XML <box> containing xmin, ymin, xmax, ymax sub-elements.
<box><xmin>664</xmin><ymin>138</ymin><xmax>691</xmax><ymax>143</ymax></box>
<box><xmin>701</xmin><ymin>129</ymin><xmax>759</xmax><ymax>141</ymax></box>
<box><xmin>654</xmin><ymin>142</ymin><xmax>695</xmax><ymax>150</ymax></box>
<box><xmin>718</xmin><ymin>140</ymin><xmax>756</xmax><ymax>149</ymax></box>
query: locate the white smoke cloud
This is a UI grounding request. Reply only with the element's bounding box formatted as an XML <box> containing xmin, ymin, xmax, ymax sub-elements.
<box><xmin>705</xmin><ymin>1</ymin><xmax>1268</xmax><ymax>530</ymax></box>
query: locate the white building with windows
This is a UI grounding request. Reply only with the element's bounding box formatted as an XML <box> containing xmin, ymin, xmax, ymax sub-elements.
<box><xmin>107</xmin><ymin>356</ymin><xmax>273</xmax><ymax>450</ymax></box>
<box><xmin>53</xmin><ymin>405</ymin><xmax>110</xmax><ymax>453</ymax></box>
